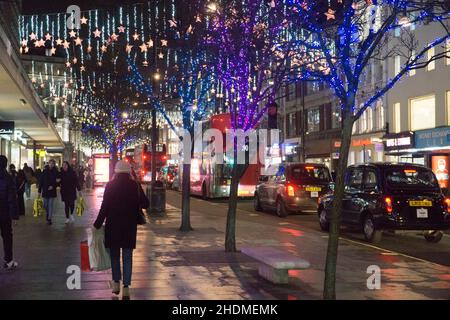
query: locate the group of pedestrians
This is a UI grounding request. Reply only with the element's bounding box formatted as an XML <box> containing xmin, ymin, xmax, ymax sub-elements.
<box><xmin>38</xmin><ymin>159</ymin><xmax>81</xmax><ymax>225</ymax></box>
<box><xmin>1</xmin><ymin>154</ymin><xmax>149</xmax><ymax>298</ymax></box>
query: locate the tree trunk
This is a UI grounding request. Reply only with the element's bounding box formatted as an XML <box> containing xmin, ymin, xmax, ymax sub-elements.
<box><xmin>225</xmin><ymin>161</ymin><xmax>247</xmax><ymax>252</ymax></box>
<box><xmin>179</xmin><ymin>163</ymin><xmax>193</xmax><ymax>231</ymax></box>
<box><xmin>323</xmin><ymin>108</ymin><xmax>354</xmax><ymax>300</ymax></box>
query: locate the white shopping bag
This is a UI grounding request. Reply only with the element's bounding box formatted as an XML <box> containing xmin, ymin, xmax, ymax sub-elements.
<box><xmin>86</xmin><ymin>227</ymin><xmax>111</xmax><ymax>271</ymax></box>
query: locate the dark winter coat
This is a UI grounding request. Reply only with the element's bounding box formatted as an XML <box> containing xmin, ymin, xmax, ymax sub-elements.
<box><xmin>60</xmin><ymin>168</ymin><xmax>80</xmax><ymax>202</ymax></box>
<box><xmin>94</xmin><ymin>174</ymin><xmax>149</xmax><ymax>249</ymax></box>
<box><xmin>10</xmin><ymin>169</ymin><xmax>25</xmax><ymax>194</ymax></box>
<box><xmin>0</xmin><ymin>169</ymin><xmax>18</xmax><ymax>220</ymax></box>
<box><xmin>38</xmin><ymin>167</ymin><xmax>60</xmax><ymax>198</ymax></box>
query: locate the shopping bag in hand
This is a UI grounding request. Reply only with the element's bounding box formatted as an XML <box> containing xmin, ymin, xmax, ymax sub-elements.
<box><xmin>86</xmin><ymin>227</ymin><xmax>111</xmax><ymax>271</ymax></box>
<box><xmin>76</xmin><ymin>197</ymin><xmax>85</xmax><ymax>216</ymax></box>
<box><xmin>33</xmin><ymin>197</ymin><xmax>44</xmax><ymax>217</ymax></box>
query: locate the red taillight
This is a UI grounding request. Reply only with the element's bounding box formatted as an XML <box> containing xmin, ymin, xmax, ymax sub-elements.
<box><xmin>286</xmin><ymin>184</ymin><xmax>295</xmax><ymax>197</ymax></box>
<box><xmin>384</xmin><ymin>197</ymin><xmax>393</xmax><ymax>215</ymax></box>
<box><xmin>142</xmin><ymin>170</ymin><xmax>145</xmax><ymax>175</ymax></box>
<box><xmin>443</xmin><ymin>198</ymin><xmax>450</xmax><ymax>213</ymax></box>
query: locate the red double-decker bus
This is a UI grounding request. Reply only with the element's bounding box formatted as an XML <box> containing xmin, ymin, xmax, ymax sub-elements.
<box><xmin>133</xmin><ymin>144</ymin><xmax>167</xmax><ymax>182</ymax></box>
<box><xmin>190</xmin><ymin>113</ymin><xmax>262</xmax><ymax>198</ymax></box>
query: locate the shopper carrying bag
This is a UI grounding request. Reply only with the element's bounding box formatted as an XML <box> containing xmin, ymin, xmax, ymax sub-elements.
<box><xmin>86</xmin><ymin>227</ymin><xmax>110</xmax><ymax>271</ymax></box>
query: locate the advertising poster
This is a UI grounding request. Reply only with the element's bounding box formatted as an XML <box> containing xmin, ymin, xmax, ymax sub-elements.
<box><xmin>431</xmin><ymin>155</ymin><xmax>449</xmax><ymax>188</ymax></box>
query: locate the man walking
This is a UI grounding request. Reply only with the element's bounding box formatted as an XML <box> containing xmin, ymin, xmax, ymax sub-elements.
<box><xmin>38</xmin><ymin>160</ymin><xmax>59</xmax><ymax>225</ymax></box>
<box><xmin>23</xmin><ymin>163</ymin><xmax>34</xmax><ymax>199</ymax></box>
<box><xmin>0</xmin><ymin>156</ymin><xmax>19</xmax><ymax>270</ymax></box>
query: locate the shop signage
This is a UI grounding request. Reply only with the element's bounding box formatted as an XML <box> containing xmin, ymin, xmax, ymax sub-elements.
<box><xmin>0</xmin><ymin>121</ymin><xmax>14</xmax><ymax>135</ymax></box>
<box><xmin>431</xmin><ymin>155</ymin><xmax>449</xmax><ymax>189</ymax></box>
<box><xmin>384</xmin><ymin>132</ymin><xmax>414</xmax><ymax>151</ymax></box>
<box><xmin>415</xmin><ymin>127</ymin><xmax>450</xmax><ymax>149</ymax></box>
<box><xmin>352</xmin><ymin>138</ymin><xmax>373</xmax><ymax>147</ymax></box>
<box><xmin>332</xmin><ymin>152</ymin><xmax>340</xmax><ymax>159</ymax></box>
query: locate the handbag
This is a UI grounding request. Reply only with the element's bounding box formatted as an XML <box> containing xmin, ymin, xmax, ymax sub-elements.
<box><xmin>136</xmin><ymin>182</ymin><xmax>147</xmax><ymax>225</ymax></box>
<box><xmin>86</xmin><ymin>227</ymin><xmax>111</xmax><ymax>271</ymax></box>
<box><xmin>76</xmin><ymin>196</ymin><xmax>85</xmax><ymax>216</ymax></box>
<box><xmin>33</xmin><ymin>196</ymin><xmax>44</xmax><ymax>217</ymax></box>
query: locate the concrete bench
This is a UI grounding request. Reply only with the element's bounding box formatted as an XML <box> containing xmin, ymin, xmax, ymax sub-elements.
<box><xmin>241</xmin><ymin>247</ymin><xmax>310</xmax><ymax>284</ymax></box>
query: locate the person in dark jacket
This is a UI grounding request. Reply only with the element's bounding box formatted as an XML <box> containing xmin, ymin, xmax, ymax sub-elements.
<box><xmin>94</xmin><ymin>160</ymin><xmax>149</xmax><ymax>299</ymax></box>
<box><xmin>38</xmin><ymin>160</ymin><xmax>60</xmax><ymax>225</ymax></box>
<box><xmin>0</xmin><ymin>156</ymin><xmax>19</xmax><ymax>270</ymax></box>
<box><xmin>60</xmin><ymin>161</ymin><xmax>81</xmax><ymax>224</ymax></box>
<box><xmin>9</xmin><ymin>165</ymin><xmax>25</xmax><ymax>216</ymax></box>
<box><xmin>22</xmin><ymin>163</ymin><xmax>34</xmax><ymax>199</ymax></box>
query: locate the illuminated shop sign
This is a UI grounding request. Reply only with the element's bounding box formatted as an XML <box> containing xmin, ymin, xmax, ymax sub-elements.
<box><xmin>384</xmin><ymin>132</ymin><xmax>414</xmax><ymax>151</ymax></box>
<box><xmin>0</xmin><ymin>121</ymin><xmax>14</xmax><ymax>135</ymax></box>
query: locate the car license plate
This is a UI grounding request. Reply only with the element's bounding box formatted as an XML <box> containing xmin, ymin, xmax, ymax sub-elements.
<box><xmin>310</xmin><ymin>191</ymin><xmax>319</xmax><ymax>198</ymax></box>
<box><xmin>416</xmin><ymin>208</ymin><xmax>428</xmax><ymax>218</ymax></box>
<box><xmin>409</xmin><ymin>200</ymin><xmax>432</xmax><ymax>207</ymax></box>
<box><xmin>305</xmin><ymin>187</ymin><xmax>321</xmax><ymax>192</ymax></box>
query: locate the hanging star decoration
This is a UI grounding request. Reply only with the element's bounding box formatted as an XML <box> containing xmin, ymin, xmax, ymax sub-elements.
<box><xmin>74</xmin><ymin>37</ymin><xmax>83</xmax><ymax>46</ymax></box>
<box><xmin>55</xmin><ymin>38</ymin><xmax>63</xmax><ymax>46</ymax></box>
<box><xmin>69</xmin><ymin>30</ymin><xmax>77</xmax><ymax>38</ymax></box>
<box><xmin>161</xmin><ymin>39</ymin><xmax>168</xmax><ymax>46</ymax></box>
<box><xmin>93</xmin><ymin>29</ymin><xmax>102</xmax><ymax>38</ymax></box>
<box><xmin>35</xmin><ymin>39</ymin><xmax>45</xmax><ymax>47</ymax></box>
<box><xmin>87</xmin><ymin>45</ymin><xmax>92</xmax><ymax>53</ymax></box>
<box><xmin>147</xmin><ymin>39</ymin><xmax>154</xmax><ymax>47</ymax></box>
<box><xmin>80</xmin><ymin>16</ymin><xmax>88</xmax><ymax>24</ymax></box>
<box><xmin>139</xmin><ymin>43</ymin><xmax>147</xmax><ymax>52</ymax></box>
<box><xmin>44</xmin><ymin>33</ymin><xmax>52</xmax><ymax>41</ymax></box>
<box><xmin>101</xmin><ymin>44</ymin><xmax>107</xmax><ymax>52</ymax></box>
<box><xmin>186</xmin><ymin>24</ymin><xmax>193</xmax><ymax>34</ymax></box>
<box><xmin>80</xmin><ymin>66</ymin><xmax>86</xmax><ymax>72</ymax></box>
<box><xmin>195</xmin><ymin>15</ymin><xmax>202</xmax><ymax>23</ymax></box>
<box><xmin>50</xmin><ymin>47</ymin><xmax>56</xmax><ymax>55</ymax></box>
<box><xmin>63</xmin><ymin>40</ymin><xmax>70</xmax><ymax>49</ymax></box>
<box><xmin>21</xmin><ymin>39</ymin><xmax>28</xmax><ymax>46</ymax></box>
<box><xmin>132</xmin><ymin>32</ymin><xmax>140</xmax><ymax>41</ymax></box>
<box><xmin>126</xmin><ymin>44</ymin><xmax>133</xmax><ymax>53</ymax></box>
<box><xmin>169</xmin><ymin>19</ymin><xmax>177</xmax><ymax>28</ymax></box>
<box><xmin>324</xmin><ymin>8</ymin><xmax>336</xmax><ymax>20</ymax></box>
<box><xmin>29</xmin><ymin>32</ymin><xmax>36</xmax><ymax>40</ymax></box>
<box><xmin>118</xmin><ymin>25</ymin><xmax>126</xmax><ymax>33</ymax></box>
<box><xmin>110</xmin><ymin>33</ymin><xmax>119</xmax><ymax>41</ymax></box>
<box><xmin>158</xmin><ymin>52</ymin><xmax>164</xmax><ymax>59</ymax></box>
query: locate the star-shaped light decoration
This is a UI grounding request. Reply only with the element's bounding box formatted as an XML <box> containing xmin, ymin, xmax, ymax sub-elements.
<box><xmin>161</xmin><ymin>39</ymin><xmax>168</xmax><ymax>46</ymax></box>
<box><xmin>324</xmin><ymin>8</ymin><xmax>336</xmax><ymax>20</ymax></box>
<box><xmin>69</xmin><ymin>30</ymin><xmax>77</xmax><ymax>38</ymax></box>
<box><xmin>87</xmin><ymin>45</ymin><xmax>92</xmax><ymax>53</ymax></box>
<box><xmin>93</xmin><ymin>29</ymin><xmax>102</xmax><ymax>38</ymax></box>
<box><xmin>24</xmin><ymin>47</ymin><xmax>29</xmax><ymax>53</ymax></box>
<box><xmin>44</xmin><ymin>33</ymin><xmax>52</xmax><ymax>41</ymax></box>
<box><xmin>74</xmin><ymin>37</ymin><xmax>83</xmax><ymax>46</ymax></box>
<box><xmin>147</xmin><ymin>39</ymin><xmax>154</xmax><ymax>48</ymax></box>
<box><xmin>29</xmin><ymin>32</ymin><xmax>37</xmax><ymax>40</ymax></box>
<box><xmin>50</xmin><ymin>47</ymin><xmax>56</xmax><ymax>55</ymax></box>
<box><xmin>126</xmin><ymin>44</ymin><xmax>133</xmax><ymax>54</ymax></box>
<box><xmin>158</xmin><ymin>52</ymin><xmax>164</xmax><ymax>59</ymax></box>
<box><xmin>110</xmin><ymin>33</ymin><xmax>119</xmax><ymax>41</ymax></box>
<box><xmin>169</xmin><ymin>19</ymin><xmax>177</xmax><ymax>28</ymax></box>
<box><xmin>132</xmin><ymin>33</ymin><xmax>140</xmax><ymax>41</ymax></box>
<box><xmin>139</xmin><ymin>43</ymin><xmax>147</xmax><ymax>52</ymax></box>
<box><xmin>63</xmin><ymin>40</ymin><xmax>70</xmax><ymax>49</ymax></box>
<box><xmin>101</xmin><ymin>45</ymin><xmax>107</xmax><ymax>52</ymax></box>
<box><xmin>80</xmin><ymin>16</ymin><xmax>88</xmax><ymax>24</ymax></box>
<box><xmin>195</xmin><ymin>15</ymin><xmax>202</xmax><ymax>23</ymax></box>
<box><xmin>186</xmin><ymin>24</ymin><xmax>193</xmax><ymax>34</ymax></box>
<box><xmin>21</xmin><ymin>39</ymin><xmax>28</xmax><ymax>46</ymax></box>
<box><xmin>118</xmin><ymin>25</ymin><xmax>126</xmax><ymax>33</ymax></box>
<box><xmin>35</xmin><ymin>39</ymin><xmax>45</xmax><ymax>47</ymax></box>
<box><xmin>55</xmin><ymin>38</ymin><xmax>63</xmax><ymax>46</ymax></box>
<box><xmin>80</xmin><ymin>66</ymin><xmax>86</xmax><ymax>72</ymax></box>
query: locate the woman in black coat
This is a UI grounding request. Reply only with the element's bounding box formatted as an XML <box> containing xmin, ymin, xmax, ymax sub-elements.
<box><xmin>94</xmin><ymin>160</ymin><xmax>149</xmax><ymax>298</ymax></box>
<box><xmin>60</xmin><ymin>161</ymin><xmax>80</xmax><ymax>224</ymax></box>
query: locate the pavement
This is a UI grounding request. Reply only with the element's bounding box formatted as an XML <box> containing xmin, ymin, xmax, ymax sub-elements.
<box><xmin>0</xmin><ymin>186</ymin><xmax>449</xmax><ymax>300</ymax></box>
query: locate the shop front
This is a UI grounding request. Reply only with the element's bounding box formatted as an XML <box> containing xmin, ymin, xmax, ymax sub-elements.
<box><xmin>0</xmin><ymin>128</ymin><xmax>34</xmax><ymax>169</ymax></box>
<box><xmin>347</xmin><ymin>133</ymin><xmax>385</xmax><ymax>165</ymax></box>
<box><xmin>383</xmin><ymin>131</ymin><xmax>419</xmax><ymax>164</ymax></box>
<box><xmin>305</xmin><ymin>134</ymin><xmax>340</xmax><ymax>171</ymax></box>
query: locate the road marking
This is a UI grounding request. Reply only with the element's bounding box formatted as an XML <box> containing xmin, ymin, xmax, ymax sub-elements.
<box><xmin>278</xmin><ymin>222</ymin><xmax>291</xmax><ymax>225</ymax></box>
<box><xmin>249</xmin><ymin>213</ymin><xmax>259</xmax><ymax>217</ymax></box>
<box><xmin>340</xmin><ymin>237</ymin><xmax>448</xmax><ymax>268</ymax></box>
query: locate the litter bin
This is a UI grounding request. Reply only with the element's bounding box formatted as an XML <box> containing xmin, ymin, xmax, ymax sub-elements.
<box><xmin>146</xmin><ymin>180</ymin><xmax>166</xmax><ymax>214</ymax></box>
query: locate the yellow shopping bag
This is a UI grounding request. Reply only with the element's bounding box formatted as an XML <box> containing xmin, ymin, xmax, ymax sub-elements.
<box><xmin>33</xmin><ymin>197</ymin><xmax>44</xmax><ymax>217</ymax></box>
<box><xmin>76</xmin><ymin>197</ymin><xmax>85</xmax><ymax>216</ymax></box>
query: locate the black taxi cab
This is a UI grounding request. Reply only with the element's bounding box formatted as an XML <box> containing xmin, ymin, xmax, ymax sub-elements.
<box><xmin>254</xmin><ymin>163</ymin><xmax>333</xmax><ymax>217</ymax></box>
<box><xmin>318</xmin><ymin>163</ymin><xmax>450</xmax><ymax>243</ymax></box>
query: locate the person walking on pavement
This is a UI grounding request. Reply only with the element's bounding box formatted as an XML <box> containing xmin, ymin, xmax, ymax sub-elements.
<box><xmin>0</xmin><ymin>156</ymin><xmax>19</xmax><ymax>270</ymax></box>
<box><xmin>38</xmin><ymin>159</ymin><xmax>60</xmax><ymax>225</ymax></box>
<box><xmin>22</xmin><ymin>163</ymin><xmax>34</xmax><ymax>199</ymax></box>
<box><xmin>93</xmin><ymin>160</ymin><xmax>149</xmax><ymax>299</ymax></box>
<box><xmin>60</xmin><ymin>161</ymin><xmax>81</xmax><ymax>224</ymax></box>
<box><xmin>8</xmin><ymin>165</ymin><xmax>25</xmax><ymax>216</ymax></box>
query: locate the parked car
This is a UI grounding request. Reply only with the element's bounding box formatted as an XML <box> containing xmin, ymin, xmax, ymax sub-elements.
<box><xmin>318</xmin><ymin>163</ymin><xmax>450</xmax><ymax>243</ymax></box>
<box><xmin>254</xmin><ymin>163</ymin><xmax>333</xmax><ymax>217</ymax></box>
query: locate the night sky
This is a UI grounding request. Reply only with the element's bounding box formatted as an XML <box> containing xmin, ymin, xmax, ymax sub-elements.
<box><xmin>21</xmin><ymin>0</ymin><xmax>149</xmax><ymax>15</ymax></box>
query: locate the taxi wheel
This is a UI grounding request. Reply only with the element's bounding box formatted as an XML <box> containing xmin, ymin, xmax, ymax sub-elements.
<box><xmin>363</xmin><ymin>215</ymin><xmax>382</xmax><ymax>243</ymax></box>
<box><xmin>254</xmin><ymin>193</ymin><xmax>262</xmax><ymax>211</ymax></box>
<box><xmin>276</xmin><ymin>199</ymin><xmax>289</xmax><ymax>218</ymax></box>
<box><xmin>423</xmin><ymin>230</ymin><xmax>443</xmax><ymax>243</ymax></box>
<box><xmin>319</xmin><ymin>208</ymin><xmax>329</xmax><ymax>232</ymax></box>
